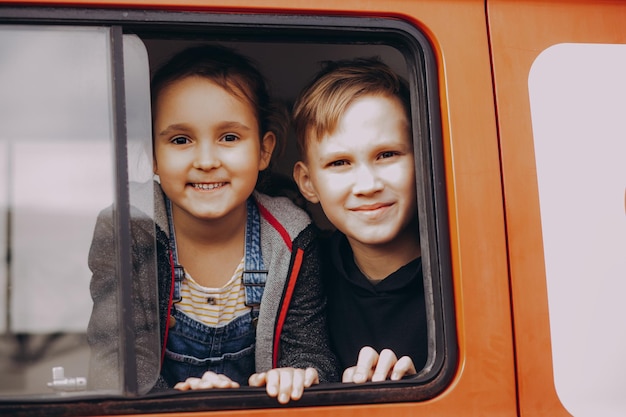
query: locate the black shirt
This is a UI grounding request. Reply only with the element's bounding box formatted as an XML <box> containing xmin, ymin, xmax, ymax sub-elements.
<box><xmin>322</xmin><ymin>232</ymin><xmax>428</xmax><ymax>371</ymax></box>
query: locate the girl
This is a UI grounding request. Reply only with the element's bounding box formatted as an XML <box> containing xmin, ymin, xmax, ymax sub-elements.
<box><xmin>87</xmin><ymin>45</ymin><xmax>338</xmax><ymax>403</ymax></box>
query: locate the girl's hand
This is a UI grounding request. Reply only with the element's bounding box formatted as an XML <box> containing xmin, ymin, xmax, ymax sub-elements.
<box><xmin>342</xmin><ymin>346</ymin><xmax>416</xmax><ymax>383</ymax></box>
<box><xmin>249</xmin><ymin>367</ymin><xmax>319</xmax><ymax>404</ymax></box>
<box><xmin>174</xmin><ymin>371</ymin><xmax>240</xmax><ymax>390</ymax></box>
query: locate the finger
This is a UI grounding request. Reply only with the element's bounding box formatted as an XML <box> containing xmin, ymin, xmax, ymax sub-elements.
<box><xmin>372</xmin><ymin>349</ymin><xmax>398</xmax><ymax>382</ymax></box>
<box><xmin>199</xmin><ymin>371</ymin><xmax>222</xmax><ymax>388</ymax></box>
<box><xmin>248</xmin><ymin>372</ymin><xmax>267</xmax><ymax>387</ymax></box>
<box><xmin>186</xmin><ymin>377</ymin><xmax>205</xmax><ymax>390</ymax></box>
<box><xmin>265</xmin><ymin>369</ymin><xmax>280</xmax><ymax>397</ymax></box>
<box><xmin>391</xmin><ymin>356</ymin><xmax>417</xmax><ymax>381</ymax></box>
<box><xmin>174</xmin><ymin>380</ymin><xmax>192</xmax><ymax>391</ymax></box>
<box><xmin>304</xmin><ymin>367</ymin><xmax>319</xmax><ymax>387</ymax></box>
<box><xmin>277</xmin><ymin>368</ymin><xmax>293</xmax><ymax>404</ymax></box>
<box><xmin>342</xmin><ymin>366</ymin><xmax>357</xmax><ymax>383</ymax></box>
<box><xmin>215</xmin><ymin>374</ymin><xmax>240</xmax><ymax>388</ymax></box>
<box><xmin>197</xmin><ymin>372</ymin><xmax>237</xmax><ymax>389</ymax></box>
<box><xmin>353</xmin><ymin>346</ymin><xmax>378</xmax><ymax>383</ymax></box>
<box><xmin>290</xmin><ymin>369</ymin><xmax>305</xmax><ymax>401</ymax></box>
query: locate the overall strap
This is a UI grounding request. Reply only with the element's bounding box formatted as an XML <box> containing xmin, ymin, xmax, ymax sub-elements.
<box><xmin>166</xmin><ymin>197</ymin><xmax>267</xmax><ymax>315</ymax></box>
<box><xmin>165</xmin><ymin>197</ymin><xmax>184</xmax><ymax>303</ymax></box>
<box><xmin>243</xmin><ymin>198</ymin><xmax>268</xmax><ymax>320</ymax></box>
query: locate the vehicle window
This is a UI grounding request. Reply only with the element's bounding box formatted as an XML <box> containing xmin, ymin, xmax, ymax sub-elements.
<box><xmin>0</xmin><ymin>9</ymin><xmax>454</xmax><ymax>415</ymax></box>
<box><xmin>0</xmin><ymin>25</ymin><xmax>158</xmax><ymax>399</ymax></box>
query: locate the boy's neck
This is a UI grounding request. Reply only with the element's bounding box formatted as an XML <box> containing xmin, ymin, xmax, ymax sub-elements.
<box><xmin>348</xmin><ymin>230</ymin><xmax>421</xmax><ymax>282</ymax></box>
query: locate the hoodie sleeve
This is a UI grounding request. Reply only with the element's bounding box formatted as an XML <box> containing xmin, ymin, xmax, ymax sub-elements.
<box><xmin>86</xmin><ymin>206</ymin><xmax>164</xmax><ymax>393</ymax></box>
<box><xmin>275</xmin><ymin>224</ymin><xmax>341</xmax><ymax>383</ymax></box>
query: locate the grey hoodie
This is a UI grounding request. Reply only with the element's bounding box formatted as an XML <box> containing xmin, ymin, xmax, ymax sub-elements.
<box><xmin>86</xmin><ymin>181</ymin><xmax>339</xmax><ymax>393</ymax></box>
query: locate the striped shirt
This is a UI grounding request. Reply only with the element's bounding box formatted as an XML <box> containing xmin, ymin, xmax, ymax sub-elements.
<box><xmin>176</xmin><ymin>257</ymin><xmax>250</xmax><ymax>327</ymax></box>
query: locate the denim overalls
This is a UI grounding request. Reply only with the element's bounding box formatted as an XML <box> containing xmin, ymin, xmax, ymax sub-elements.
<box><xmin>161</xmin><ymin>198</ymin><xmax>267</xmax><ymax>386</ymax></box>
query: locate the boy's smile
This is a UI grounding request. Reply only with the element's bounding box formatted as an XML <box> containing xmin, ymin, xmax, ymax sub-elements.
<box><xmin>349</xmin><ymin>202</ymin><xmax>395</xmax><ymax>220</ymax></box>
<box><xmin>294</xmin><ymin>94</ymin><xmax>418</xmax><ymax>250</ymax></box>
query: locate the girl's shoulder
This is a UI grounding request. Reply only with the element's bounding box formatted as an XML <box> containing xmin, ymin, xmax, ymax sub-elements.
<box><xmin>253</xmin><ymin>191</ymin><xmax>312</xmax><ymax>239</ymax></box>
<box><xmin>128</xmin><ymin>180</ymin><xmax>168</xmax><ymax>233</ymax></box>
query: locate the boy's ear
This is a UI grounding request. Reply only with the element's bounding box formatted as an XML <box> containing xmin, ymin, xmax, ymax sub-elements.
<box><xmin>259</xmin><ymin>131</ymin><xmax>276</xmax><ymax>170</ymax></box>
<box><xmin>293</xmin><ymin>161</ymin><xmax>320</xmax><ymax>204</ymax></box>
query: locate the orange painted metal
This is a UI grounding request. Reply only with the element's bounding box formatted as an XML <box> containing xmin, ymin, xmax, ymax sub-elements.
<box><xmin>488</xmin><ymin>1</ymin><xmax>626</xmax><ymax>417</ymax></box>
<box><xmin>1</xmin><ymin>0</ymin><xmax>522</xmax><ymax>416</ymax></box>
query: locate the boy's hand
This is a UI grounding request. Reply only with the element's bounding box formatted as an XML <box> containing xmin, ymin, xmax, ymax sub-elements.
<box><xmin>342</xmin><ymin>346</ymin><xmax>417</xmax><ymax>383</ymax></box>
<box><xmin>174</xmin><ymin>371</ymin><xmax>240</xmax><ymax>390</ymax></box>
<box><xmin>249</xmin><ymin>367</ymin><xmax>319</xmax><ymax>404</ymax></box>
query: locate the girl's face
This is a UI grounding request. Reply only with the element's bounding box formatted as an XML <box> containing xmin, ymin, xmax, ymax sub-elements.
<box><xmin>153</xmin><ymin>76</ymin><xmax>275</xmax><ymax>225</ymax></box>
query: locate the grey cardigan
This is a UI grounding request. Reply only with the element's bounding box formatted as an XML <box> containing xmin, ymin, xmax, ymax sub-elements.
<box><xmin>86</xmin><ymin>181</ymin><xmax>338</xmax><ymax>393</ymax></box>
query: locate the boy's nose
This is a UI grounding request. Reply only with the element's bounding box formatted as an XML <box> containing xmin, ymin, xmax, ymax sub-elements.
<box><xmin>352</xmin><ymin>164</ymin><xmax>383</xmax><ymax>195</ymax></box>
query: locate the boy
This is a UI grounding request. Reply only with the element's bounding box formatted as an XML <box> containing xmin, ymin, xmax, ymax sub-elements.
<box><xmin>292</xmin><ymin>58</ymin><xmax>428</xmax><ymax>383</ymax></box>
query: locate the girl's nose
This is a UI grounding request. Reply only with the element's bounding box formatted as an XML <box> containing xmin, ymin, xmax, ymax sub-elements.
<box><xmin>352</xmin><ymin>164</ymin><xmax>383</xmax><ymax>195</ymax></box>
<box><xmin>192</xmin><ymin>141</ymin><xmax>220</xmax><ymax>170</ymax></box>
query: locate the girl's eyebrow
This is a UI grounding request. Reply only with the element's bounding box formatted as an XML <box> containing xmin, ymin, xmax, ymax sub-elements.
<box><xmin>157</xmin><ymin>123</ymin><xmax>191</xmax><ymax>137</ymax></box>
<box><xmin>216</xmin><ymin>121</ymin><xmax>253</xmax><ymax>131</ymax></box>
<box><xmin>157</xmin><ymin>121</ymin><xmax>253</xmax><ymax>137</ymax></box>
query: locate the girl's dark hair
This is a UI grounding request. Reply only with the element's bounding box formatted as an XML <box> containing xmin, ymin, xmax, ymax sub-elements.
<box><xmin>150</xmin><ymin>45</ymin><xmax>287</xmax><ymax>174</ymax></box>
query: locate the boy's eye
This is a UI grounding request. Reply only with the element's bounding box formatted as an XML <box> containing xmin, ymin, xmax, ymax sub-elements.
<box><xmin>379</xmin><ymin>150</ymin><xmax>399</xmax><ymax>159</ymax></box>
<box><xmin>171</xmin><ymin>136</ymin><xmax>190</xmax><ymax>145</ymax></box>
<box><xmin>328</xmin><ymin>160</ymin><xmax>348</xmax><ymax>167</ymax></box>
<box><xmin>221</xmin><ymin>134</ymin><xmax>239</xmax><ymax>142</ymax></box>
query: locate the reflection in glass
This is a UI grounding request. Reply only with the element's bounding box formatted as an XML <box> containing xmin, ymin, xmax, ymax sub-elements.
<box><xmin>0</xmin><ymin>26</ymin><xmax>157</xmax><ymax>398</ymax></box>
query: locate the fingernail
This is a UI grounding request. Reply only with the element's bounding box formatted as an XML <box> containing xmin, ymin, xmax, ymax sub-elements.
<box><xmin>279</xmin><ymin>393</ymin><xmax>289</xmax><ymax>403</ymax></box>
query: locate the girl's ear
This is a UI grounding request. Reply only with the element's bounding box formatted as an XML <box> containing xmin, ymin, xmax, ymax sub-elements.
<box><xmin>259</xmin><ymin>131</ymin><xmax>276</xmax><ymax>171</ymax></box>
<box><xmin>293</xmin><ymin>161</ymin><xmax>320</xmax><ymax>204</ymax></box>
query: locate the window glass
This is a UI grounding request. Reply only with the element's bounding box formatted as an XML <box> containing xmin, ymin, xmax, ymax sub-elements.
<box><xmin>0</xmin><ymin>26</ymin><xmax>158</xmax><ymax>398</ymax></box>
<box><xmin>529</xmin><ymin>43</ymin><xmax>626</xmax><ymax>417</ymax></box>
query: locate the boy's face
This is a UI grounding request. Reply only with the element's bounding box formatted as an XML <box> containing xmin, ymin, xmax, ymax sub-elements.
<box><xmin>153</xmin><ymin>76</ymin><xmax>274</xmax><ymax>224</ymax></box>
<box><xmin>294</xmin><ymin>94</ymin><xmax>417</xmax><ymax>248</ymax></box>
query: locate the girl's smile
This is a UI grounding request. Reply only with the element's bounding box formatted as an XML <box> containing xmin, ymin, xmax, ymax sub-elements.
<box><xmin>190</xmin><ymin>182</ymin><xmax>228</xmax><ymax>191</ymax></box>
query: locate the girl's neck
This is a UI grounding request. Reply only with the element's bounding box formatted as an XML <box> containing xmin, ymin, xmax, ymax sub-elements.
<box><xmin>171</xmin><ymin>202</ymin><xmax>247</xmax><ymax>247</ymax></box>
<box><xmin>170</xmin><ymin>202</ymin><xmax>248</xmax><ymax>288</ymax></box>
<box><xmin>348</xmin><ymin>226</ymin><xmax>421</xmax><ymax>282</ymax></box>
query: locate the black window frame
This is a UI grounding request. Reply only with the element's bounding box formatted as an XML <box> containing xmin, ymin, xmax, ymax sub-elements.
<box><xmin>0</xmin><ymin>6</ymin><xmax>455</xmax><ymax>416</ymax></box>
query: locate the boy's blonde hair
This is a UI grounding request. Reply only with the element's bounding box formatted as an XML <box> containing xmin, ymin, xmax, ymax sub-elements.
<box><xmin>293</xmin><ymin>57</ymin><xmax>411</xmax><ymax>158</ymax></box>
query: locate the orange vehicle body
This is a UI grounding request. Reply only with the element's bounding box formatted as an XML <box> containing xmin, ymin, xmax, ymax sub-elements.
<box><xmin>1</xmin><ymin>0</ymin><xmax>625</xmax><ymax>416</ymax></box>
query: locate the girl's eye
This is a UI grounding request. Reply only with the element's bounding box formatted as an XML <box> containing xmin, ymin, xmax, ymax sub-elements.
<box><xmin>171</xmin><ymin>136</ymin><xmax>190</xmax><ymax>145</ymax></box>
<box><xmin>221</xmin><ymin>134</ymin><xmax>239</xmax><ymax>142</ymax></box>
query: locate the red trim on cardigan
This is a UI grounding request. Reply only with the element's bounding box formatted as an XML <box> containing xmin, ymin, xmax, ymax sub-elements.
<box><xmin>272</xmin><ymin>248</ymin><xmax>304</xmax><ymax>368</ymax></box>
<box><xmin>162</xmin><ymin>250</ymin><xmax>176</xmax><ymax>366</ymax></box>
<box><xmin>256</xmin><ymin>201</ymin><xmax>292</xmax><ymax>251</ymax></box>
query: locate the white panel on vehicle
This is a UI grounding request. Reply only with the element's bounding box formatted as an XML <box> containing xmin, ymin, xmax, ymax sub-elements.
<box><xmin>529</xmin><ymin>43</ymin><xmax>626</xmax><ymax>417</ymax></box>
